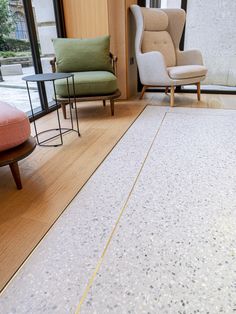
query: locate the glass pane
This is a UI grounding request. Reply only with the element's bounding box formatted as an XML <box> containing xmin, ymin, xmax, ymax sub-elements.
<box><xmin>0</xmin><ymin>0</ymin><xmax>41</xmax><ymax>114</ymax></box>
<box><xmin>184</xmin><ymin>0</ymin><xmax>236</xmax><ymax>91</ymax></box>
<box><xmin>160</xmin><ymin>0</ymin><xmax>181</xmax><ymax>8</ymax></box>
<box><xmin>32</xmin><ymin>0</ymin><xmax>57</xmax><ymax>106</ymax></box>
<box><xmin>145</xmin><ymin>0</ymin><xmax>181</xmax><ymax>8</ymax></box>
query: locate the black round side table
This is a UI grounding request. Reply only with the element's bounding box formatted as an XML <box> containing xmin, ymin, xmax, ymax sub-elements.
<box><xmin>23</xmin><ymin>73</ymin><xmax>80</xmax><ymax>147</ymax></box>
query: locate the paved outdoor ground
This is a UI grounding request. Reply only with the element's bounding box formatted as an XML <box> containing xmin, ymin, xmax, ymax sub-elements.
<box><xmin>0</xmin><ymin>58</ymin><xmax>53</xmax><ymax>113</ymax></box>
<box><xmin>0</xmin><ymin>67</ymin><xmax>40</xmax><ymax>112</ymax></box>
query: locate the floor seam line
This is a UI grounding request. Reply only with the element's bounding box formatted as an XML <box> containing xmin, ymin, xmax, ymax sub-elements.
<box><xmin>75</xmin><ymin>110</ymin><xmax>168</xmax><ymax>314</ymax></box>
<box><xmin>167</xmin><ymin>111</ymin><xmax>236</xmax><ymax>117</ymax></box>
<box><xmin>0</xmin><ymin>105</ymin><xmax>147</xmax><ymax>295</ymax></box>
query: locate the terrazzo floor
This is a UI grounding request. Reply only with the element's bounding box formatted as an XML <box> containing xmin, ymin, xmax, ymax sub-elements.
<box><xmin>1</xmin><ymin>106</ymin><xmax>236</xmax><ymax>314</ymax></box>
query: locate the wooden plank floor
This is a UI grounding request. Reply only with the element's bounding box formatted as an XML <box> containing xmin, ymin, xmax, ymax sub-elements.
<box><xmin>0</xmin><ymin>93</ymin><xmax>235</xmax><ymax>291</ymax></box>
<box><xmin>0</xmin><ymin>101</ymin><xmax>145</xmax><ymax>291</ymax></box>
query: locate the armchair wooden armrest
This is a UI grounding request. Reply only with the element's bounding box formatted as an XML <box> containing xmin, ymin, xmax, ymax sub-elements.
<box><xmin>49</xmin><ymin>53</ymin><xmax>120</xmax><ymax>119</ymax></box>
<box><xmin>50</xmin><ymin>57</ymin><xmax>56</xmax><ymax>73</ymax></box>
<box><xmin>110</xmin><ymin>52</ymin><xmax>118</xmax><ymax>75</ymax></box>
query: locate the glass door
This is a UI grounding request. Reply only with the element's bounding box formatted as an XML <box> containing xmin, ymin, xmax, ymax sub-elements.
<box><xmin>183</xmin><ymin>0</ymin><xmax>236</xmax><ymax>93</ymax></box>
<box><xmin>32</xmin><ymin>0</ymin><xmax>58</xmax><ymax>105</ymax></box>
<box><xmin>144</xmin><ymin>0</ymin><xmax>181</xmax><ymax>8</ymax></box>
<box><xmin>0</xmin><ymin>0</ymin><xmax>41</xmax><ymax>114</ymax></box>
<box><xmin>0</xmin><ymin>0</ymin><xmax>65</xmax><ymax>118</ymax></box>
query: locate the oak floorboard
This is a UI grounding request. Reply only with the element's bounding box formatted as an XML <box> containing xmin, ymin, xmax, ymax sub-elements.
<box><xmin>0</xmin><ymin>101</ymin><xmax>145</xmax><ymax>291</ymax></box>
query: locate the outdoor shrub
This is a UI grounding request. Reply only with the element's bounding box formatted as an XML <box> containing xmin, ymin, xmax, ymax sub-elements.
<box><xmin>0</xmin><ymin>37</ymin><xmax>31</xmax><ymax>52</ymax></box>
<box><xmin>0</xmin><ymin>51</ymin><xmax>16</xmax><ymax>58</ymax></box>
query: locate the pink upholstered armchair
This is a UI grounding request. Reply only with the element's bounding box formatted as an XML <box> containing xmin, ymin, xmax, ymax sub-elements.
<box><xmin>131</xmin><ymin>5</ymin><xmax>207</xmax><ymax>106</ymax></box>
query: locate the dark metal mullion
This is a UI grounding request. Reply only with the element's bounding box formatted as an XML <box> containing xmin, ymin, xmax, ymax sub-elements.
<box><xmin>142</xmin><ymin>87</ymin><xmax>236</xmax><ymax>95</ymax></box>
<box><xmin>23</xmin><ymin>0</ymin><xmax>48</xmax><ymax>113</ymax></box>
<box><xmin>178</xmin><ymin>88</ymin><xmax>236</xmax><ymax>95</ymax></box>
<box><xmin>137</xmin><ymin>1</ymin><xmax>146</xmax><ymax>92</ymax></box>
<box><xmin>28</xmin><ymin>104</ymin><xmax>58</xmax><ymax>123</ymax></box>
<box><xmin>53</xmin><ymin>0</ymin><xmax>66</xmax><ymax>38</ymax></box>
<box><xmin>138</xmin><ymin>0</ymin><xmax>146</xmax><ymax>7</ymax></box>
<box><xmin>177</xmin><ymin>0</ymin><xmax>188</xmax><ymax>93</ymax></box>
<box><xmin>180</xmin><ymin>0</ymin><xmax>187</xmax><ymax>51</ymax></box>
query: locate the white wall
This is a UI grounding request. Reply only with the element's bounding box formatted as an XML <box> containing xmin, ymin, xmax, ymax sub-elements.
<box><xmin>185</xmin><ymin>0</ymin><xmax>236</xmax><ymax>86</ymax></box>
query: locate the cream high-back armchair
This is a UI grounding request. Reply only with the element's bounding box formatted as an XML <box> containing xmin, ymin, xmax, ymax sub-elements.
<box><xmin>130</xmin><ymin>5</ymin><xmax>207</xmax><ymax>106</ymax></box>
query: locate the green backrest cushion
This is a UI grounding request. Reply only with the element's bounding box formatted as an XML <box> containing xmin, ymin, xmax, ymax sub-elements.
<box><xmin>52</xmin><ymin>36</ymin><xmax>113</xmax><ymax>73</ymax></box>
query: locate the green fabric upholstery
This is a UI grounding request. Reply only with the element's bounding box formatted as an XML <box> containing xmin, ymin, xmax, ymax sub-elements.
<box><xmin>52</xmin><ymin>36</ymin><xmax>113</xmax><ymax>73</ymax></box>
<box><xmin>55</xmin><ymin>71</ymin><xmax>118</xmax><ymax>97</ymax></box>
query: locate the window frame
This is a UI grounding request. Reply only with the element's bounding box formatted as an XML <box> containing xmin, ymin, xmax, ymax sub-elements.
<box><xmin>22</xmin><ymin>0</ymin><xmax>66</xmax><ymax>121</ymax></box>
<box><xmin>137</xmin><ymin>0</ymin><xmax>236</xmax><ymax>95</ymax></box>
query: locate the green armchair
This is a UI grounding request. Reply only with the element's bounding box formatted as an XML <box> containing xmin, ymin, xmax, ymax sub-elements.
<box><xmin>51</xmin><ymin>36</ymin><xmax>121</xmax><ymax>119</ymax></box>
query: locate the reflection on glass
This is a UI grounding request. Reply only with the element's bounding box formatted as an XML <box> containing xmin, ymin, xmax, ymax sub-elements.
<box><xmin>145</xmin><ymin>0</ymin><xmax>181</xmax><ymax>8</ymax></box>
<box><xmin>0</xmin><ymin>0</ymin><xmax>40</xmax><ymax>114</ymax></box>
<box><xmin>184</xmin><ymin>0</ymin><xmax>236</xmax><ymax>91</ymax></box>
<box><xmin>0</xmin><ymin>0</ymin><xmax>58</xmax><ymax>115</ymax></box>
<box><xmin>32</xmin><ymin>0</ymin><xmax>57</xmax><ymax>105</ymax></box>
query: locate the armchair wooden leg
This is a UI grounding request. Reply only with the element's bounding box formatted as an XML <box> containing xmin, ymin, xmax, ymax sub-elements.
<box><xmin>170</xmin><ymin>86</ymin><xmax>175</xmax><ymax>107</ymax></box>
<box><xmin>197</xmin><ymin>82</ymin><xmax>201</xmax><ymax>101</ymax></box>
<box><xmin>103</xmin><ymin>100</ymin><xmax>106</xmax><ymax>107</ymax></box>
<box><xmin>110</xmin><ymin>99</ymin><xmax>114</xmax><ymax>116</ymax></box>
<box><xmin>61</xmin><ymin>103</ymin><xmax>67</xmax><ymax>119</ymax></box>
<box><xmin>9</xmin><ymin>162</ymin><xmax>22</xmax><ymax>190</ymax></box>
<box><xmin>140</xmin><ymin>86</ymin><xmax>147</xmax><ymax>99</ymax></box>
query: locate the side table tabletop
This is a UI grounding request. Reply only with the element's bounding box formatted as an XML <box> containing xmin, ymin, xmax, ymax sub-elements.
<box><xmin>23</xmin><ymin>73</ymin><xmax>80</xmax><ymax>147</ymax></box>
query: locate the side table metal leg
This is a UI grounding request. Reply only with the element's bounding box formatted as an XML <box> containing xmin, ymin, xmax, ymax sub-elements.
<box><xmin>72</xmin><ymin>75</ymin><xmax>80</xmax><ymax>136</ymax></box>
<box><xmin>53</xmin><ymin>80</ymin><xmax>63</xmax><ymax>145</ymax></box>
<box><xmin>67</xmin><ymin>77</ymin><xmax>74</xmax><ymax>131</ymax></box>
<box><xmin>26</xmin><ymin>81</ymin><xmax>39</xmax><ymax>145</ymax></box>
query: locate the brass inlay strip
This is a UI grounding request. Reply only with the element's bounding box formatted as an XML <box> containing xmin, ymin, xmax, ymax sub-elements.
<box><xmin>75</xmin><ymin>111</ymin><xmax>167</xmax><ymax>313</ymax></box>
<box><xmin>0</xmin><ymin>106</ymin><xmax>147</xmax><ymax>295</ymax></box>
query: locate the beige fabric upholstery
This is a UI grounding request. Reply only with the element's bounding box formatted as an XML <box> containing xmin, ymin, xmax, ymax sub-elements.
<box><xmin>167</xmin><ymin>65</ymin><xmax>207</xmax><ymax>79</ymax></box>
<box><xmin>142</xmin><ymin>8</ymin><xmax>168</xmax><ymax>31</ymax></box>
<box><xmin>130</xmin><ymin>5</ymin><xmax>207</xmax><ymax>87</ymax></box>
<box><xmin>142</xmin><ymin>31</ymin><xmax>176</xmax><ymax>67</ymax></box>
<box><xmin>163</xmin><ymin>9</ymin><xmax>185</xmax><ymax>50</ymax></box>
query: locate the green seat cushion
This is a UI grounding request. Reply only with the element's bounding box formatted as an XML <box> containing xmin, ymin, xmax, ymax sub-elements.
<box><xmin>52</xmin><ymin>36</ymin><xmax>113</xmax><ymax>73</ymax></box>
<box><xmin>55</xmin><ymin>71</ymin><xmax>118</xmax><ymax>97</ymax></box>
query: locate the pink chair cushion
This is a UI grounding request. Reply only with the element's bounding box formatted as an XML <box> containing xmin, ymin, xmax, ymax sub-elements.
<box><xmin>0</xmin><ymin>101</ymin><xmax>31</xmax><ymax>152</ymax></box>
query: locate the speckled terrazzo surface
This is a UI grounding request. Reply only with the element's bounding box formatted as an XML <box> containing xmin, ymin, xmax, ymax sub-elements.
<box><xmin>80</xmin><ymin>109</ymin><xmax>236</xmax><ymax>314</ymax></box>
<box><xmin>1</xmin><ymin>106</ymin><xmax>236</xmax><ymax>314</ymax></box>
<box><xmin>0</xmin><ymin>106</ymin><xmax>167</xmax><ymax>313</ymax></box>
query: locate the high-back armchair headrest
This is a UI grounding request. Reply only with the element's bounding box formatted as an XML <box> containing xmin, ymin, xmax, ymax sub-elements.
<box><xmin>131</xmin><ymin>5</ymin><xmax>186</xmax><ymax>67</ymax></box>
<box><xmin>141</xmin><ymin>8</ymin><xmax>168</xmax><ymax>31</ymax></box>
